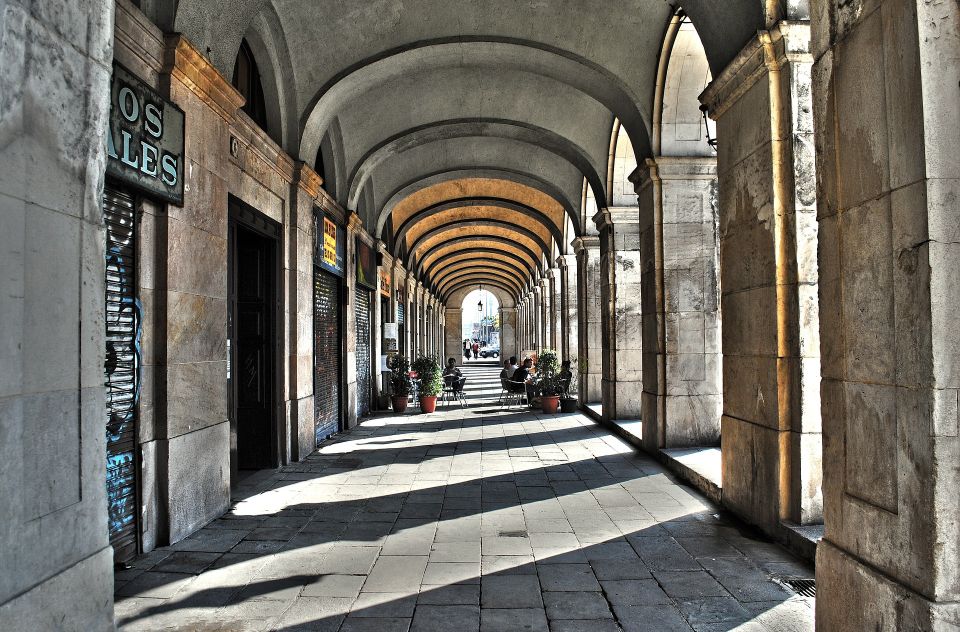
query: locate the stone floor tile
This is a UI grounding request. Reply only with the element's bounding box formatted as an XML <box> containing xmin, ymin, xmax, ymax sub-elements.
<box><xmin>629</xmin><ymin>535</ymin><xmax>701</xmax><ymax>571</ymax></box>
<box><xmin>600</xmin><ymin>578</ymin><xmax>671</xmax><ymax>606</ymax></box>
<box><xmin>351</xmin><ymin>592</ymin><xmax>417</xmax><ymax>617</ymax></box>
<box><xmin>589</xmin><ymin>558</ymin><xmax>652</xmax><ymax>580</ymax></box>
<box><xmin>677</xmin><ymin>597</ymin><xmax>753</xmax><ymax>625</ymax></box>
<box><xmin>417</xmin><ymin>584</ymin><xmax>480</xmax><ymax>605</ymax></box>
<box><xmin>151</xmin><ymin>551</ymin><xmax>222</xmax><ymax>574</ymax></box>
<box><xmin>364</xmin><ymin>556</ymin><xmax>429</xmax><ymax>592</ymax></box>
<box><xmin>339</xmin><ymin>616</ymin><xmax>412</xmax><ymax>632</ymax></box>
<box><xmin>481</xmin><ymin>607</ymin><xmax>549</xmax><ymax>632</ymax></box>
<box><xmin>542</xmin><ymin>591</ymin><xmax>612</xmax><ymax>620</ymax></box>
<box><xmin>422</xmin><ymin>561</ymin><xmax>481</xmax><ymax>585</ymax></box>
<box><xmin>548</xmin><ymin>620</ymin><xmax>620</xmax><ymax>632</ymax></box>
<box><xmin>317</xmin><ymin>546</ymin><xmax>381</xmax><ymax>575</ymax></box>
<box><xmin>481</xmin><ymin>574</ymin><xmax>544</xmax><ymax>608</ymax></box>
<box><xmin>430</xmin><ymin>541</ymin><xmax>482</xmax><ymax>562</ymax></box>
<box><xmin>481</xmin><ymin>555</ymin><xmax>537</xmax><ymax>575</ymax></box>
<box><xmin>537</xmin><ymin>563</ymin><xmax>601</xmax><ymax>591</ymax></box>
<box><xmin>269</xmin><ymin>597</ymin><xmax>349</xmax><ymax>631</ymax></box>
<box><xmin>614</xmin><ymin>604</ymin><xmax>694</xmax><ymax>632</ymax></box>
<box><xmin>482</xmin><ymin>535</ymin><xmax>532</xmax><ymax>555</ymax></box>
<box><xmin>653</xmin><ymin>570</ymin><xmax>731</xmax><ymax>599</ymax></box>
<box><xmin>115</xmin><ymin>571</ymin><xmax>196</xmax><ymax>599</ymax></box>
<box><xmin>411</xmin><ymin>604</ymin><xmax>480</xmax><ymax>632</ymax></box>
<box><xmin>174</xmin><ymin>529</ymin><xmax>247</xmax><ymax>553</ymax></box>
<box><xmin>301</xmin><ymin>574</ymin><xmax>367</xmax><ymax>598</ymax></box>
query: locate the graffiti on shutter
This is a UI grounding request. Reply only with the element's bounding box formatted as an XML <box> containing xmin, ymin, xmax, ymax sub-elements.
<box><xmin>104</xmin><ymin>186</ymin><xmax>141</xmax><ymax>563</ymax></box>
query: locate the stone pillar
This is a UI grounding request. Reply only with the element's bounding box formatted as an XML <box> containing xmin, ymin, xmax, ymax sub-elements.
<box><xmin>700</xmin><ymin>22</ymin><xmax>821</xmax><ymax>530</ymax></box>
<box><xmin>574</xmin><ymin>237</ymin><xmax>603</xmax><ymax>404</ymax></box>
<box><xmin>500</xmin><ymin>306</ymin><xmax>518</xmax><ymax>362</ymax></box>
<box><xmin>0</xmin><ymin>0</ymin><xmax>115</xmax><ymax>625</ymax></box>
<box><xmin>405</xmin><ymin>271</ymin><xmax>416</xmax><ymax>357</ymax></box>
<box><xmin>811</xmin><ymin>1</ymin><xmax>960</xmax><ymax>626</ymax></box>
<box><xmin>557</xmin><ymin>255</ymin><xmax>578</xmax><ymax>366</ymax></box>
<box><xmin>595</xmin><ymin>208</ymin><xmax>643</xmax><ymax>421</ymax></box>
<box><xmin>535</xmin><ymin>284</ymin><xmax>545</xmax><ymax>350</ymax></box>
<box><xmin>539</xmin><ymin>277</ymin><xmax>552</xmax><ymax>350</ymax></box>
<box><xmin>634</xmin><ymin>157</ymin><xmax>722</xmax><ymax>450</ymax></box>
<box><xmin>549</xmin><ymin>267</ymin><xmax>562</xmax><ymax>352</ymax></box>
<box><xmin>344</xmin><ymin>213</ymin><xmax>364</xmax><ymax>429</ymax></box>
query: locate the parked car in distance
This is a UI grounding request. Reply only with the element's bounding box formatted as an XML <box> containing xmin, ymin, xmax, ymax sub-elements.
<box><xmin>480</xmin><ymin>346</ymin><xmax>500</xmax><ymax>358</ymax></box>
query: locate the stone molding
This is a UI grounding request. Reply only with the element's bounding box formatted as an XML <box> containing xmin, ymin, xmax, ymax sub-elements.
<box><xmin>162</xmin><ymin>34</ymin><xmax>245</xmax><ymax>122</ymax></box>
<box><xmin>571</xmin><ymin>236</ymin><xmax>601</xmax><ymax>255</ymax></box>
<box><xmin>630</xmin><ymin>156</ymin><xmax>717</xmax><ymax>194</ymax></box>
<box><xmin>699</xmin><ymin>21</ymin><xmax>811</xmax><ymax>119</ymax></box>
<box><xmin>295</xmin><ymin>162</ymin><xmax>324</xmax><ymax>198</ymax></box>
<box><xmin>116</xmin><ymin>0</ymin><xmax>165</xmax><ymax>74</ymax></box>
<box><xmin>229</xmin><ymin>111</ymin><xmax>296</xmax><ymax>185</ymax></box>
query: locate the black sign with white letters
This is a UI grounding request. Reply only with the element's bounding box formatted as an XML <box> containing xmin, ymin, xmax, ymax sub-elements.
<box><xmin>106</xmin><ymin>63</ymin><xmax>185</xmax><ymax>205</ymax></box>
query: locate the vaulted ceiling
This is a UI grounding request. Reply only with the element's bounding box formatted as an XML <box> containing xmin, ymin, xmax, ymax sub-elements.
<box><xmin>168</xmin><ymin>0</ymin><xmax>771</xmax><ymax>303</ymax></box>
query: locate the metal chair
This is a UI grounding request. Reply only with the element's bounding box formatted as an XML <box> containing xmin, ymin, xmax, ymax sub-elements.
<box><xmin>441</xmin><ymin>374</ymin><xmax>468</xmax><ymax>409</ymax></box>
<box><xmin>499</xmin><ymin>378</ymin><xmax>525</xmax><ymax>409</ymax></box>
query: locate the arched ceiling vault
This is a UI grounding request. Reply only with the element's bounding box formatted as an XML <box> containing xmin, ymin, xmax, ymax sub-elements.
<box><xmin>169</xmin><ymin>0</ymin><xmax>774</xmax><ymax>308</ymax></box>
<box><xmin>443</xmin><ymin>280</ymin><xmax>517</xmax><ymax>305</ymax></box>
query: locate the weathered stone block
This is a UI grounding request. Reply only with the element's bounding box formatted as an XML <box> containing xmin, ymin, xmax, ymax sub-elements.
<box><xmin>166</xmin><ymin>360</ymin><xmax>228</xmax><ymax>438</ymax></box>
<box><xmin>166</xmin><ymin>421</ymin><xmax>231</xmax><ymax>543</ymax></box>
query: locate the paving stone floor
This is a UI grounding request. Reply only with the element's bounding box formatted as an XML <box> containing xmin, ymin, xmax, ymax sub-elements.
<box><xmin>114</xmin><ymin>363</ymin><xmax>815</xmax><ymax>631</ymax></box>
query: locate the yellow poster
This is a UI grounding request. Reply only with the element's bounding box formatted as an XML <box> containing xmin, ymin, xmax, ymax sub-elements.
<box><xmin>323</xmin><ymin>218</ymin><xmax>337</xmax><ymax>267</ymax></box>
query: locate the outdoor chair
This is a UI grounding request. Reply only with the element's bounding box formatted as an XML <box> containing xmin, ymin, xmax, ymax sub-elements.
<box><xmin>499</xmin><ymin>377</ymin><xmax>525</xmax><ymax>409</ymax></box>
<box><xmin>441</xmin><ymin>374</ymin><xmax>468</xmax><ymax>409</ymax></box>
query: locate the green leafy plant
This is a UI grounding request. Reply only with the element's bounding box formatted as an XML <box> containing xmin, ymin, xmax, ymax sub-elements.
<box><xmin>390</xmin><ymin>355</ymin><xmax>412</xmax><ymax>396</ymax></box>
<box><xmin>411</xmin><ymin>355</ymin><xmax>443</xmax><ymax>396</ymax></box>
<box><xmin>536</xmin><ymin>348</ymin><xmax>564</xmax><ymax>396</ymax></box>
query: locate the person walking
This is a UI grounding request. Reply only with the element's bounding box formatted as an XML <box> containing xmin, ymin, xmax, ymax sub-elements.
<box><xmin>471</xmin><ymin>341</ymin><xmax>479</xmax><ymax>360</ymax></box>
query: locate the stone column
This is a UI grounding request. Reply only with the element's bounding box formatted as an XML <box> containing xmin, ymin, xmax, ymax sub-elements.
<box><xmin>534</xmin><ymin>284</ymin><xmax>545</xmax><ymax>350</ymax></box>
<box><xmin>594</xmin><ymin>208</ymin><xmax>643</xmax><ymax>421</ymax></box>
<box><xmin>405</xmin><ymin>271</ymin><xmax>416</xmax><ymax>357</ymax></box>
<box><xmin>574</xmin><ymin>237</ymin><xmax>603</xmax><ymax>404</ymax></box>
<box><xmin>0</xmin><ymin>0</ymin><xmax>115</xmax><ymax>625</ymax></box>
<box><xmin>500</xmin><ymin>306</ymin><xmax>518</xmax><ymax>362</ymax></box>
<box><xmin>700</xmin><ymin>22</ymin><xmax>821</xmax><ymax>530</ymax></box>
<box><xmin>344</xmin><ymin>213</ymin><xmax>365</xmax><ymax>428</ymax></box>
<box><xmin>811</xmin><ymin>1</ymin><xmax>960</xmax><ymax>626</ymax></box>
<box><xmin>557</xmin><ymin>255</ymin><xmax>578</xmax><ymax>366</ymax></box>
<box><xmin>549</xmin><ymin>267</ymin><xmax>562</xmax><ymax>352</ymax></box>
<box><xmin>539</xmin><ymin>277</ymin><xmax>552</xmax><ymax>350</ymax></box>
<box><xmin>634</xmin><ymin>157</ymin><xmax>722</xmax><ymax>450</ymax></box>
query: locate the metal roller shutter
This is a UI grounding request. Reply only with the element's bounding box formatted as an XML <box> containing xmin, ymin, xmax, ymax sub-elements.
<box><xmin>397</xmin><ymin>303</ymin><xmax>405</xmax><ymax>355</ymax></box>
<box><xmin>355</xmin><ymin>289</ymin><xmax>372</xmax><ymax>417</ymax></box>
<box><xmin>103</xmin><ymin>185</ymin><xmax>140</xmax><ymax>564</ymax></box>
<box><xmin>314</xmin><ymin>269</ymin><xmax>341</xmax><ymax>444</ymax></box>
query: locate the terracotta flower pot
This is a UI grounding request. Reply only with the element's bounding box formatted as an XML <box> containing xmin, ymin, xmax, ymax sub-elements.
<box><xmin>420</xmin><ymin>395</ymin><xmax>438</xmax><ymax>413</ymax></box>
<box><xmin>391</xmin><ymin>395</ymin><xmax>409</xmax><ymax>413</ymax></box>
<box><xmin>541</xmin><ymin>395</ymin><xmax>561</xmax><ymax>414</ymax></box>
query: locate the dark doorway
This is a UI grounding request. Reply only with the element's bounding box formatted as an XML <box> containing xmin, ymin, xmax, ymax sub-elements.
<box><xmin>229</xmin><ymin>201</ymin><xmax>280</xmax><ymax>479</ymax></box>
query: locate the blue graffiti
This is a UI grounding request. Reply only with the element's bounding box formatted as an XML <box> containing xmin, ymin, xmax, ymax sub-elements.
<box><xmin>105</xmin><ymin>233</ymin><xmax>142</xmax><ymax>538</ymax></box>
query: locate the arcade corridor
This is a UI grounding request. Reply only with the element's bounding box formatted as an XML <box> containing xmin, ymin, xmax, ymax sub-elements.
<box><xmin>114</xmin><ymin>363</ymin><xmax>813</xmax><ymax>631</ymax></box>
<box><xmin>4</xmin><ymin>0</ymin><xmax>958</xmax><ymax>629</ymax></box>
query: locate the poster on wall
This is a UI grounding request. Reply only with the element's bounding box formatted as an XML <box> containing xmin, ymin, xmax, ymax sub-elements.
<box><xmin>380</xmin><ymin>270</ymin><xmax>391</xmax><ymax>297</ymax></box>
<box><xmin>316</xmin><ymin>212</ymin><xmax>346</xmax><ymax>277</ymax></box>
<box><xmin>106</xmin><ymin>63</ymin><xmax>185</xmax><ymax>205</ymax></box>
<box><xmin>356</xmin><ymin>238</ymin><xmax>377</xmax><ymax>290</ymax></box>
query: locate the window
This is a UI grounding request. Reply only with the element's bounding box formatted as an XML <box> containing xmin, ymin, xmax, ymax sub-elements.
<box><xmin>232</xmin><ymin>39</ymin><xmax>268</xmax><ymax>130</ymax></box>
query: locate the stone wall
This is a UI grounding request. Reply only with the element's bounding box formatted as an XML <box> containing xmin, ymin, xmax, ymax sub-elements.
<box><xmin>813</xmin><ymin>0</ymin><xmax>960</xmax><ymax>626</ymax></box>
<box><xmin>0</xmin><ymin>0</ymin><xmax>116</xmax><ymax>628</ymax></box>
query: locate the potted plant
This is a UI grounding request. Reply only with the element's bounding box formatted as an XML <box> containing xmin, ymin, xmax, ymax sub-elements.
<box><xmin>411</xmin><ymin>355</ymin><xmax>442</xmax><ymax>413</ymax></box>
<box><xmin>389</xmin><ymin>355</ymin><xmax>412</xmax><ymax>413</ymax></box>
<box><xmin>536</xmin><ymin>348</ymin><xmax>562</xmax><ymax>414</ymax></box>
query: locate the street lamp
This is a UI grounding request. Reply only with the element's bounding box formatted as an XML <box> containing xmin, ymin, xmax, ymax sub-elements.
<box><xmin>477</xmin><ymin>285</ymin><xmax>483</xmax><ymax>313</ymax></box>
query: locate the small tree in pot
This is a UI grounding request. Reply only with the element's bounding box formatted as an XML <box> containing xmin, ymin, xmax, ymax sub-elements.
<box><xmin>560</xmin><ymin>358</ymin><xmax>578</xmax><ymax>413</ymax></box>
<box><xmin>411</xmin><ymin>355</ymin><xmax>442</xmax><ymax>413</ymax></box>
<box><xmin>389</xmin><ymin>355</ymin><xmax>412</xmax><ymax>413</ymax></box>
<box><xmin>536</xmin><ymin>348</ymin><xmax>563</xmax><ymax>414</ymax></box>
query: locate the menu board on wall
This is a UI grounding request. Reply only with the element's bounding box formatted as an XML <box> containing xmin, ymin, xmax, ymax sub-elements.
<box><xmin>356</xmin><ymin>238</ymin><xmax>377</xmax><ymax>290</ymax></box>
<box><xmin>316</xmin><ymin>212</ymin><xmax>346</xmax><ymax>277</ymax></box>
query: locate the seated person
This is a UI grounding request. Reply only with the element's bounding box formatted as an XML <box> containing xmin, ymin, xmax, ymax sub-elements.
<box><xmin>443</xmin><ymin>358</ymin><xmax>466</xmax><ymax>392</ymax></box>
<box><xmin>508</xmin><ymin>356</ymin><xmax>519</xmax><ymax>374</ymax></box>
<box><xmin>509</xmin><ymin>358</ymin><xmax>534</xmax><ymax>397</ymax></box>
<box><xmin>557</xmin><ymin>360</ymin><xmax>573</xmax><ymax>395</ymax></box>
<box><xmin>499</xmin><ymin>359</ymin><xmax>513</xmax><ymax>381</ymax></box>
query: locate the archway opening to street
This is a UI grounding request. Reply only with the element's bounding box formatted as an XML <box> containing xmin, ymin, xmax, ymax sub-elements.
<box><xmin>460</xmin><ymin>288</ymin><xmax>501</xmax><ymax>361</ymax></box>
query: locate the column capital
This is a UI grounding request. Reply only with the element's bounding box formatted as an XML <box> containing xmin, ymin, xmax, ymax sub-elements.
<box><xmin>700</xmin><ymin>21</ymin><xmax>811</xmax><ymax>119</ymax></box>
<box><xmin>556</xmin><ymin>253</ymin><xmax>576</xmax><ymax>269</ymax></box>
<box><xmin>572</xmin><ymin>236</ymin><xmax>601</xmax><ymax>254</ymax></box>
<box><xmin>500</xmin><ymin>306</ymin><xmax>518</xmax><ymax>313</ymax></box>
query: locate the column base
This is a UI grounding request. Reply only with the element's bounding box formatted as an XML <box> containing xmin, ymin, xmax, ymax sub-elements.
<box><xmin>817</xmin><ymin>540</ymin><xmax>960</xmax><ymax>631</ymax></box>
